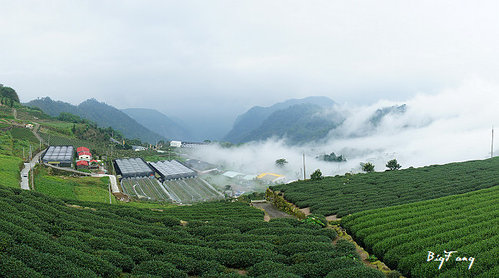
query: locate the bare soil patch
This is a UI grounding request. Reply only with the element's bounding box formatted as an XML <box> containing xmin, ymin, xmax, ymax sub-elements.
<box><xmin>252</xmin><ymin>202</ymin><xmax>294</xmax><ymax>220</ymax></box>
<box><xmin>326</xmin><ymin>214</ymin><xmax>340</xmax><ymax>221</ymax></box>
<box><xmin>299</xmin><ymin>207</ymin><xmax>311</xmax><ymax>216</ymax></box>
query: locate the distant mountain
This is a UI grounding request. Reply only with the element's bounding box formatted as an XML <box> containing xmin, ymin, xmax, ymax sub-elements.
<box><xmin>25</xmin><ymin>97</ymin><xmax>165</xmax><ymax>143</ymax></box>
<box><xmin>369</xmin><ymin>104</ymin><xmax>407</xmax><ymax>127</ymax></box>
<box><xmin>240</xmin><ymin>103</ymin><xmax>344</xmax><ymax>144</ymax></box>
<box><xmin>224</xmin><ymin>96</ymin><xmax>337</xmax><ymax>143</ymax></box>
<box><xmin>122</xmin><ymin>108</ymin><xmax>192</xmax><ymax>141</ymax></box>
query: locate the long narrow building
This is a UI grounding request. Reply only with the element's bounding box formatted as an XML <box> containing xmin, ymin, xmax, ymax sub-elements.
<box><xmin>114</xmin><ymin>158</ymin><xmax>154</xmax><ymax>178</ymax></box>
<box><xmin>149</xmin><ymin>160</ymin><xmax>197</xmax><ymax>180</ymax></box>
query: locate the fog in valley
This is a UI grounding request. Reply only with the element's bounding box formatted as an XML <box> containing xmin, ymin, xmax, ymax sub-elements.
<box><xmin>189</xmin><ymin>79</ymin><xmax>499</xmax><ymax>182</ymax></box>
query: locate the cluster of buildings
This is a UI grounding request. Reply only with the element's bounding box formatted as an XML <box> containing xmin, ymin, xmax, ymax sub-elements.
<box><xmin>75</xmin><ymin>147</ymin><xmax>99</xmax><ymax>169</ymax></box>
<box><xmin>40</xmin><ymin>145</ymin><xmax>99</xmax><ymax>170</ymax></box>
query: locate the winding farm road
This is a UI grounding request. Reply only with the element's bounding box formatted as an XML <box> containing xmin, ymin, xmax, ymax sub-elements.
<box><xmin>20</xmin><ymin>149</ymin><xmax>45</xmax><ymax>190</ymax></box>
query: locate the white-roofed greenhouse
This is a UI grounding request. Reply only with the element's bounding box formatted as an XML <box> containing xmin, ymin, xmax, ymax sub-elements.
<box><xmin>149</xmin><ymin>160</ymin><xmax>197</xmax><ymax>180</ymax></box>
<box><xmin>114</xmin><ymin>158</ymin><xmax>154</xmax><ymax>178</ymax></box>
<box><xmin>42</xmin><ymin>146</ymin><xmax>74</xmax><ymax>167</ymax></box>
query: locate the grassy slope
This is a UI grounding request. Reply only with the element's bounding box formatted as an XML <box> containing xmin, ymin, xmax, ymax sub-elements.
<box><xmin>342</xmin><ymin>186</ymin><xmax>499</xmax><ymax>278</ymax></box>
<box><xmin>34</xmin><ymin>167</ymin><xmax>115</xmax><ymax>204</ymax></box>
<box><xmin>271</xmin><ymin>157</ymin><xmax>499</xmax><ymax>217</ymax></box>
<box><xmin>0</xmin><ymin>155</ymin><xmax>23</xmax><ymax>188</ymax></box>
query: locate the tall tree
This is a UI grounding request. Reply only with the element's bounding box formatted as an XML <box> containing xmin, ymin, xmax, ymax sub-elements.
<box><xmin>0</xmin><ymin>85</ymin><xmax>20</xmax><ymax>103</ymax></box>
<box><xmin>310</xmin><ymin>169</ymin><xmax>323</xmax><ymax>180</ymax></box>
<box><xmin>386</xmin><ymin>159</ymin><xmax>401</xmax><ymax>171</ymax></box>
<box><xmin>275</xmin><ymin>158</ymin><xmax>288</xmax><ymax>167</ymax></box>
<box><xmin>361</xmin><ymin>162</ymin><xmax>375</xmax><ymax>173</ymax></box>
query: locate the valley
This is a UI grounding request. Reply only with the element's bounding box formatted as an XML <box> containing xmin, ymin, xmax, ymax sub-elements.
<box><xmin>0</xmin><ymin>87</ymin><xmax>497</xmax><ymax>277</ymax></box>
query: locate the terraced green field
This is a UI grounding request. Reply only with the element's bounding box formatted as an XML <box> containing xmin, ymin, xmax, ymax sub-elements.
<box><xmin>0</xmin><ymin>185</ymin><xmax>385</xmax><ymax>277</ymax></box>
<box><xmin>271</xmin><ymin>157</ymin><xmax>499</xmax><ymax>216</ymax></box>
<box><xmin>342</xmin><ymin>186</ymin><xmax>499</xmax><ymax>277</ymax></box>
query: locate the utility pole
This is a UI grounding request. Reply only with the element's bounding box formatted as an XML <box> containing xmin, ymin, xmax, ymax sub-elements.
<box><xmin>302</xmin><ymin>153</ymin><xmax>306</xmax><ymax>180</ymax></box>
<box><xmin>108</xmin><ymin>181</ymin><xmax>112</xmax><ymax>204</ymax></box>
<box><xmin>492</xmin><ymin>126</ymin><xmax>494</xmax><ymax>158</ymax></box>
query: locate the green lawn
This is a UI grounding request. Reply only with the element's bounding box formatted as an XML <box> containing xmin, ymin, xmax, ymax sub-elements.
<box><xmin>0</xmin><ymin>154</ymin><xmax>22</xmax><ymax>188</ymax></box>
<box><xmin>35</xmin><ymin>168</ymin><xmax>115</xmax><ymax>204</ymax></box>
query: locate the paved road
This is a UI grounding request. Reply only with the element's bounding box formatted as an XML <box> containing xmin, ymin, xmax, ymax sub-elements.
<box><xmin>44</xmin><ymin>163</ymin><xmax>93</xmax><ymax>176</ymax></box>
<box><xmin>20</xmin><ymin>149</ymin><xmax>45</xmax><ymax>190</ymax></box>
<box><xmin>92</xmin><ymin>174</ymin><xmax>119</xmax><ymax>193</ymax></box>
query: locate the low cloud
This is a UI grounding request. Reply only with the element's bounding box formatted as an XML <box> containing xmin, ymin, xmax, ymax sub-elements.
<box><xmin>189</xmin><ymin>79</ymin><xmax>499</xmax><ymax>183</ymax></box>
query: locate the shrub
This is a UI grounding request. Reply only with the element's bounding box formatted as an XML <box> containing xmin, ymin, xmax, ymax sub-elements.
<box><xmin>247</xmin><ymin>260</ymin><xmax>289</xmax><ymax>277</ymax></box>
<box><xmin>97</xmin><ymin>249</ymin><xmax>135</xmax><ymax>272</ymax></box>
<box><xmin>132</xmin><ymin>260</ymin><xmax>187</xmax><ymax>278</ymax></box>
<box><xmin>325</xmin><ymin>265</ymin><xmax>385</xmax><ymax>278</ymax></box>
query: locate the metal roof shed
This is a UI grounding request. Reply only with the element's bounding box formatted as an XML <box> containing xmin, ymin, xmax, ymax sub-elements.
<box><xmin>114</xmin><ymin>158</ymin><xmax>154</xmax><ymax>178</ymax></box>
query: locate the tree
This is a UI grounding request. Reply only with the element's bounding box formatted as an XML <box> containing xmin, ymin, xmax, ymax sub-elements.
<box><xmin>0</xmin><ymin>85</ymin><xmax>20</xmax><ymax>103</ymax></box>
<box><xmin>361</xmin><ymin>162</ymin><xmax>375</xmax><ymax>173</ymax></box>
<box><xmin>310</xmin><ymin>169</ymin><xmax>323</xmax><ymax>180</ymax></box>
<box><xmin>386</xmin><ymin>159</ymin><xmax>401</xmax><ymax>171</ymax></box>
<box><xmin>275</xmin><ymin>158</ymin><xmax>288</xmax><ymax>167</ymax></box>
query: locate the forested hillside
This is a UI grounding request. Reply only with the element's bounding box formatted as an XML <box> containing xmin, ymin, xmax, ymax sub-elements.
<box><xmin>224</xmin><ymin>96</ymin><xmax>336</xmax><ymax>143</ymax></box>
<box><xmin>25</xmin><ymin>97</ymin><xmax>164</xmax><ymax>143</ymax></box>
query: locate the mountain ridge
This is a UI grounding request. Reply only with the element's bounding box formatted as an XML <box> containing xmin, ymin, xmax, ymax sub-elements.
<box><xmin>24</xmin><ymin>97</ymin><xmax>165</xmax><ymax>143</ymax></box>
<box><xmin>224</xmin><ymin>96</ymin><xmax>336</xmax><ymax>143</ymax></box>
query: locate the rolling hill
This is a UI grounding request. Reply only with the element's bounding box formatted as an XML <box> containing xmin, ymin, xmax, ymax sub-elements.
<box><xmin>25</xmin><ymin>97</ymin><xmax>164</xmax><ymax>143</ymax></box>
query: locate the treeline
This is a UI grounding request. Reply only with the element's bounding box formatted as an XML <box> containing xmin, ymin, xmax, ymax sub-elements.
<box><xmin>0</xmin><ymin>186</ymin><xmax>385</xmax><ymax>277</ymax></box>
<box><xmin>271</xmin><ymin>157</ymin><xmax>499</xmax><ymax>217</ymax></box>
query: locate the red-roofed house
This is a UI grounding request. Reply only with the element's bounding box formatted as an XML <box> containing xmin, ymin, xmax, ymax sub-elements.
<box><xmin>78</xmin><ymin>151</ymin><xmax>92</xmax><ymax>161</ymax></box>
<box><xmin>77</xmin><ymin>147</ymin><xmax>90</xmax><ymax>153</ymax></box>
<box><xmin>76</xmin><ymin>160</ymin><xmax>89</xmax><ymax>169</ymax></box>
<box><xmin>89</xmin><ymin>160</ymin><xmax>99</xmax><ymax>169</ymax></box>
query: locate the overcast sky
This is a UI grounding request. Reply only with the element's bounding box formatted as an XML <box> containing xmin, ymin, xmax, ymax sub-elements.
<box><xmin>1</xmin><ymin>1</ymin><xmax>499</xmax><ymax>138</ymax></box>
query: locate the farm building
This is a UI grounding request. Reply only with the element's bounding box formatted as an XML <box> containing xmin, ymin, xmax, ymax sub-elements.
<box><xmin>149</xmin><ymin>160</ymin><xmax>197</xmax><ymax>180</ymax></box>
<box><xmin>223</xmin><ymin>171</ymin><xmax>245</xmax><ymax>179</ymax></box>
<box><xmin>257</xmin><ymin>173</ymin><xmax>286</xmax><ymax>184</ymax></box>
<box><xmin>181</xmin><ymin>141</ymin><xmax>207</xmax><ymax>148</ymax></box>
<box><xmin>42</xmin><ymin>145</ymin><xmax>74</xmax><ymax>167</ymax></box>
<box><xmin>184</xmin><ymin>159</ymin><xmax>218</xmax><ymax>174</ymax></box>
<box><xmin>76</xmin><ymin>160</ymin><xmax>89</xmax><ymax>169</ymax></box>
<box><xmin>114</xmin><ymin>158</ymin><xmax>154</xmax><ymax>178</ymax></box>
<box><xmin>76</xmin><ymin>147</ymin><xmax>90</xmax><ymax>153</ymax></box>
<box><xmin>89</xmin><ymin>160</ymin><xmax>99</xmax><ymax>169</ymax></box>
<box><xmin>132</xmin><ymin>145</ymin><xmax>146</xmax><ymax>151</ymax></box>
<box><xmin>78</xmin><ymin>151</ymin><xmax>92</xmax><ymax>161</ymax></box>
<box><xmin>170</xmin><ymin>141</ymin><xmax>182</xmax><ymax>148</ymax></box>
